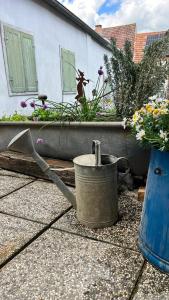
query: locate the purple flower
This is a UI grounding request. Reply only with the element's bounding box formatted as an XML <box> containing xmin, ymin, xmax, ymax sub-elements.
<box><xmin>38</xmin><ymin>94</ymin><xmax>48</xmax><ymax>101</ymax></box>
<box><xmin>30</xmin><ymin>101</ymin><xmax>36</xmax><ymax>108</ymax></box>
<box><xmin>20</xmin><ymin>101</ymin><xmax>27</xmax><ymax>108</ymax></box>
<box><xmin>98</xmin><ymin>66</ymin><xmax>104</xmax><ymax>76</ymax></box>
<box><xmin>42</xmin><ymin>104</ymin><xmax>48</xmax><ymax>110</ymax></box>
<box><xmin>36</xmin><ymin>138</ymin><xmax>45</xmax><ymax>144</ymax></box>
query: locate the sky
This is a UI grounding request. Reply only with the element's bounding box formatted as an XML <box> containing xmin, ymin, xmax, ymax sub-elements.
<box><xmin>58</xmin><ymin>0</ymin><xmax>169</xmax><ymax>33</ymax></box>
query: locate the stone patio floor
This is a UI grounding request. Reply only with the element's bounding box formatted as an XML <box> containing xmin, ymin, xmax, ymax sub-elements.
<box><xmin>0</xmin><ymin>169</ymin><xmax>168</xmax><ymax>300</ymax></box>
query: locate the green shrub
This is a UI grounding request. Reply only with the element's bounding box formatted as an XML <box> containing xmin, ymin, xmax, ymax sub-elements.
<box><xmin>31</xmin><ymin>108</ymin><xmax>61</xmax><ymax>121</ymax></box>
<box><xmin>104</xmin><ymin>31</ymin><xmax>169</xmax><ymax>118</ymax></box>
<box><xmin>0</xmin><ymin>112</ymin><xmax>29</xmax><ymax>121</ymax></box>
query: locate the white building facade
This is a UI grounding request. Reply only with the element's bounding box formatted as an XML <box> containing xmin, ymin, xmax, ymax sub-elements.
<box><xmin>0</xmin><ymin>0</ymin><xmax>111</xmax><ymax>116</ymax></box>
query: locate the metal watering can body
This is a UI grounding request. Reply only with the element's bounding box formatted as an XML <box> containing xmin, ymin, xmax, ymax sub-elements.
<box><xmin>73</xmin><ymin>152</ymin><xmax>120</xmax><ymax>228</ymax></box>
<box><xmin>138</xmin><ymin>148</ymin><xmax>169</xmax><ymax>273</ymax></box>
<box><xmin>8</xmin><ymin>129</ymin><xmax>123</xmax><ymax>229</ymax></box>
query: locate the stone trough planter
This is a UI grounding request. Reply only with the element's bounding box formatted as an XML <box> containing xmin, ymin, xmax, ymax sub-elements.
<box><xmin>0</xmin><ymin>121</ymin><xmax>150</xmax><ymax>176</ymax></box>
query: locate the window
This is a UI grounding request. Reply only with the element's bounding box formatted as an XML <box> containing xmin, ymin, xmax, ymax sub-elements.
<box><xmin>145</xmin><ymin>33</ymin><xmax>169</xmax><ymax>57</ymax></box>
<box><xmin>146</xmin><ymin>34</ymin><xmax>165</xmax><ymax>46</ymax></box>
<box><xmin>61</xmin><ymin>48</ymin><xmax>76</xmax><ymax>93</ymax></box>
<box><xmin>3</xmin><ymin>25</ymin><xmax>38</xmax><ymax>94</ymax></box>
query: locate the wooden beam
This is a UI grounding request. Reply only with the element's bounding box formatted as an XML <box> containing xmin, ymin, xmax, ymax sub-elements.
<box><xmin>138</xmin><ymin>186</ymin><xmax>145</xmax><ymax>201</ymax></box>
<box><xmin>0</xmin><ymin>151</ymin><xmax>75</xmax><ymax>186</ymax></box>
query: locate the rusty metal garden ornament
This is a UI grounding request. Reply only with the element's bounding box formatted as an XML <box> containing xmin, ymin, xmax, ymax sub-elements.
<box><xmin>8</xmin><ymin>129</ymin><xmax>127</xmax><ymax>229</ymax></box>
<box><xmin>75</xmin><ymin>69</ymin><xmax>89</xmax><ymax>104</ymax></box>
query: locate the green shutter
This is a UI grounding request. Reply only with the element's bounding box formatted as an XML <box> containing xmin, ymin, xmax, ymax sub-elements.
<box><xmin>4</xmin><ymin>26</ymin><xmax>25</xmax><ymax>93</ymax></box>
<box><xmin>69</xmin><ymin>51</ymin><xmax>76</xmax><ymax>92</ymax></box>
<box><xmin>21</xmin><ymin>32</ymin><xmax>38</xmax><ymax>92</ymax></box>
<box><xmin>61</xmin><ymin>48</ymin><xmax>76</xmax><ymax>92</ymax></box>
<box><xmin>62</xmin><ymin>49</ymin><xmax>70</xmax><ymax>92</ymax></box>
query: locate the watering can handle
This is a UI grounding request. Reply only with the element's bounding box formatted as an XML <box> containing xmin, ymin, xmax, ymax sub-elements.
<box><xmin>115</xmin><ymin>156</ymin><xmax>128</xmax><ymax>163</ymax></box>
<box><xmin>116</xmin><ymin>157</ymin><xmax>130</xmax><ymax>173</ymax></box>
<box><xmin>92</xmin><ymin>140</ymin><xmax>101</xmax><ymax>166</ymax></box>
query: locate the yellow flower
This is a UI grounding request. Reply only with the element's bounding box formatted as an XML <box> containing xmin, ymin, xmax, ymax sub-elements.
<box><xmin>132</xmin><ymin>111</ymin><xmax>140</xmax><ymax>123</ymax></box>
<box><xmin>139</xmin><ymin>107</ymin><xmax>146</xmax><ymax>114</ymax></box>
<box><xmin>147</xmin><ymin>107</ymin><xmax>154</xmax><ymax>113</ymax></box>
<box><xmin>153</xmin><ymin>109</ymin><xmax>160</xmax><ymax>116</ymax></box>
<box><xmin>160</xmin><ymin>109</ymin><xmax>168</xmax><ymax>115</ymax></box>
<box><xmin>145</xmin><ymin>104</ymin><xmax>153</xmax><ymax>113</ymax></box>
<box><xmin>145</xmin><ymin>104</ymin><xmax>151</xmax><ymax>109</ymax></box>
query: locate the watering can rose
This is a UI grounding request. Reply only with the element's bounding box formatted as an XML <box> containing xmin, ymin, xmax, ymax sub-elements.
<box><xmin>130</xmin><ymin>98</ymin><xmax>169</xmax><ymax>151</ymax></box>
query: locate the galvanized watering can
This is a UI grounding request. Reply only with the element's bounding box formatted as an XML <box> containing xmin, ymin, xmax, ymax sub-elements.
<box><xmin>8</xmin><ymin>129</ymin><xmax>127</xmax><ymax>229</ymax></box>
<box><xmin>138</xmin><ymin>148</ymin><xmax>169</xmax><ymax>273</ymax></box>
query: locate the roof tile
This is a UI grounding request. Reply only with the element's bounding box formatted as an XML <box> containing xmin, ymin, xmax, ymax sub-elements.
<box><xmin>95</xmin><ymin>23</ymin><xmax>136</xmax><ymax>51</ymax></box>
<box><xmin>134</xmin><ymin>31</ymin><xmax>166</xmax><ymax>62</ymax></box>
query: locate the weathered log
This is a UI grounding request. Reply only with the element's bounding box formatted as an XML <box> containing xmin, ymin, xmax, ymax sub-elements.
<box><xmin>0</xmin><ymin>151</ymin><xmax>75</xmax><ymax>186</ymax></box>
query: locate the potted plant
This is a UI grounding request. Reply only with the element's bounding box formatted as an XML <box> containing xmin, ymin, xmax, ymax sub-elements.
<box><xmin>15</xmin><ymin>68</ymin><xmax>149</xmax><ymax>177</ymax></box>
<box><xmin>130</xmin><ymin>97</ymin><xmax>169</xmax><ymax>273</ymax></box>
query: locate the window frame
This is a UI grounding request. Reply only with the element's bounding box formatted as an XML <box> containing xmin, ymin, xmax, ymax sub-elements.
<box><xmin>1</xmin><ymin>22</ymin><xmax>38</xmax><ymax>96</ymax></box>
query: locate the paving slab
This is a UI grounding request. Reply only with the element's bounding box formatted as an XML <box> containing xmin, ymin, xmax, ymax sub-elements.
<box><xmin>0</xmin><ymin>169</ymin><xmax>35</xmax><ymax>179</ymax></box>
<box><xmin>0</xmin><ymin>180</ymin><xmax>72</xmax><ymax>223</ymax></box>
<box><xmin>0</xmin><ymin>229</ymin><xmax>143</xmax><ymax>300</ymax></box>
<box><xmin>0</xmin><ymin>213</ymin><xmax>43</xmax><ymax>265</ymax></box>
<box><xmin>0</xmin><ymin>175</ymin><xmax>33</xmax><ymax>198</ymax></box>
<box><xmin>133</xmin><ymin>263</ymin><xmax>169</xmax><ymax>299</ymax></box>
<box><xmin>52</xmin><ymin>191</ymin><xmax>142</xmax><ymax>251</ymax></box>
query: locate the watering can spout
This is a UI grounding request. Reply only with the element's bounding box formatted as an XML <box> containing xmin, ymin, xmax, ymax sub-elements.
<box><xmin>8</xmin><ymin>129</ymin><xmax>35</xmax><ymax>155</ymax></box>
<box><xmin>7</xmin><ymin>129</ymin><xmax>76</xmax><ymax>208</ymax></box>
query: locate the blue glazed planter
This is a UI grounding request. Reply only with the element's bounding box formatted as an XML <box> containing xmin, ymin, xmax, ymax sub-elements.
<box><xmin>138</xmin><ymin>148</ymin><xmax>169</xmax><ymax>273</ymax></box>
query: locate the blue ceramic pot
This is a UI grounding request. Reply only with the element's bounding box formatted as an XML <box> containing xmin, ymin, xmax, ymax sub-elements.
<box><xmin>138</xmin><ymin>148</ymin><xmax>169</xmax><ymax>273</ymax></box>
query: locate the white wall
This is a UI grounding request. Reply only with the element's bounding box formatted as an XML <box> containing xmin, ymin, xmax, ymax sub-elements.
<box><xmin>0</xmin><ymin>0</ymin><xmax>111</xmax><ymax>116</ymax></box>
